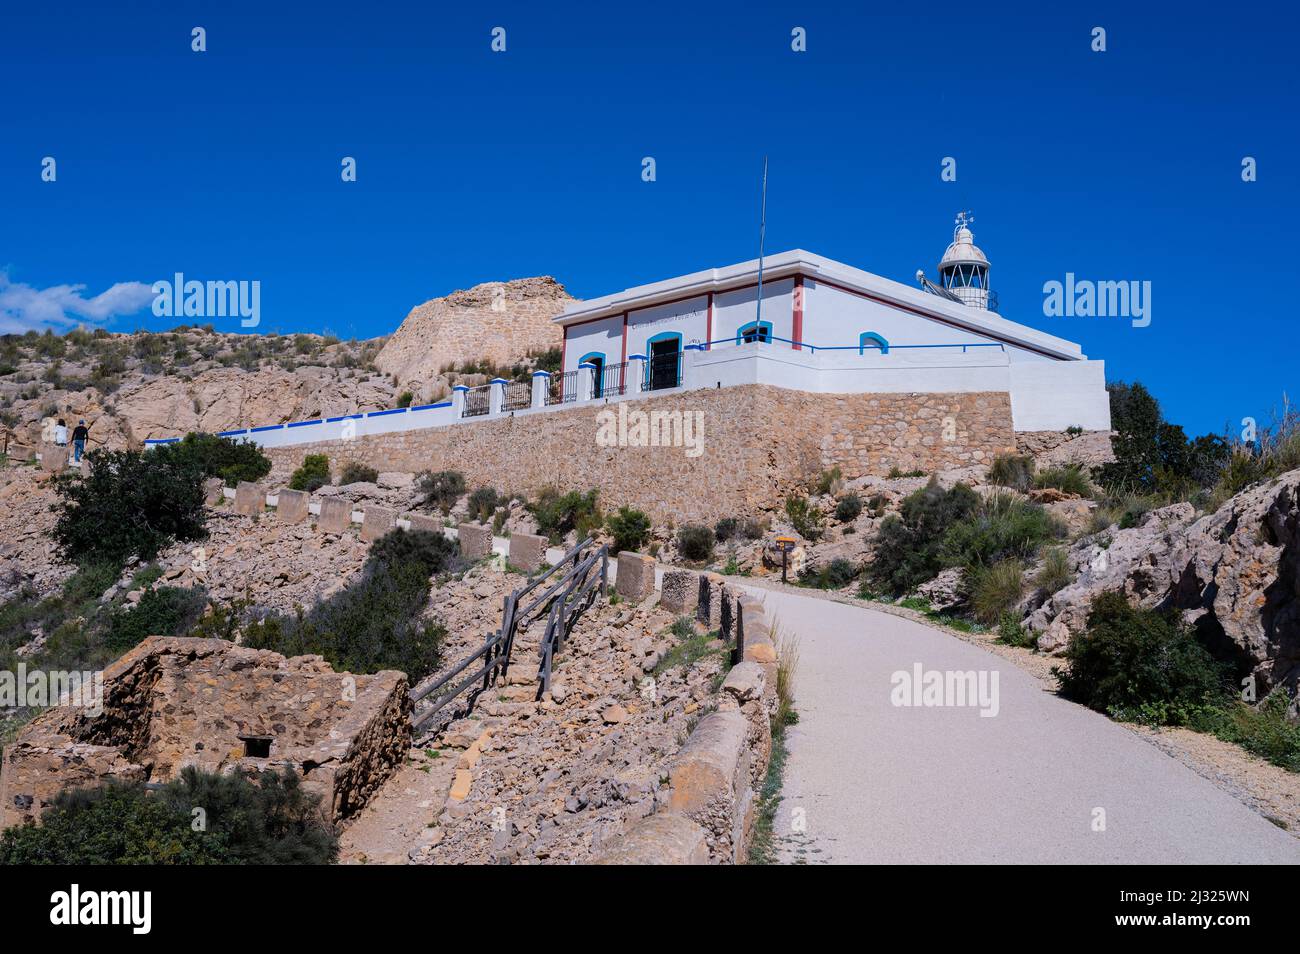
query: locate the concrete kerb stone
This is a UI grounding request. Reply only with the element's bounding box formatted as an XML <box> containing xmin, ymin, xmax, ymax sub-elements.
<box><xmin>592</xmin><ymin>813</ymin><xmax>711</xmax><ymax>865</ymax></box>
<box><xmin>317</xmin><ymin>496</ymin><xmax>353</xmax><ymax>534</ymax></box>
<box><xmin>360</xmin><ymin>505</ymin><xmax>396</xmax><ymax>543</ymax></box>
<box><xmin>276</xmin><ymin>488</ymin><xmax>310</xmax><ymax>524</ymax></box>
<box><xmin>404</xmin><ymin>513</ymin><xmax>441</xmax><ymax>534</ymax></box>
<box><xmin>233</xmin><ymin>481</ymin><xmax>264</xmax><ymax>516</ymax></box>
<box><xmin>615</xmin><ymin>551</ymin><xmax>656</xmax><ymax>602</ymax></box>
<box><xmin>660</xmin><ymin>569</ymin><xmax>699</xmax><ymax>616</ymax></box>
<box><xmin>507</xmin><ymin>532</ymin><xmax>547</xmax><ymax>572</ymax></box>
<box><xmin>458</xmin><ymin>522</ymin><xmax>493</xmax><ymax>560</ymax></box>
<box><xmin>665</xmin><ymin>709</ymin><xmax>751</xmax><ymax>864</ymax></box>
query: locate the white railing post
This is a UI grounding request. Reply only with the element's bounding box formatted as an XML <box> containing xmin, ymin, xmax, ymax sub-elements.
<box><xmin>579</xmin><ymin>361</ymin><xmax>597</xmax><ymax>401</ymax></box>
<box><xmin>452</xmin><ymin>385</ymin><xmax>469</xmax><ymax>418</ymax></box>
<box><xmin>489</xmin><ymin>378</ymin><xmax>507</xmax><ymax>415</ymax></box>
<box><xmin>531</xmin><ymin>370</ymin><xmax>550</xmax><ymax>408</ymax></box>
<box><xmin>627</xmin><ymin>354</ymin><xmax>646</xmax><ymax>395</ymax></box>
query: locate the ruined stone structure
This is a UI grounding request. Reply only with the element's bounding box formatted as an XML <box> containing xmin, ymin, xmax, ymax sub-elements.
<box><xmin>0</xmin><ymin>637</ymin><xmax>410</xmax><ymax>830</ymax></box>
<box><xmin>263</xmin><ymin>384</ymin><xmax>1015</xmax><ymax>524</ymax></box>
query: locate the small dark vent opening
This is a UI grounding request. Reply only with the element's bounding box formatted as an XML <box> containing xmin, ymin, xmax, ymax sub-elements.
<box><xmin>241</xmin><ymin>736</ymin><xmax>272</xmax><ymax>759</ymax></box>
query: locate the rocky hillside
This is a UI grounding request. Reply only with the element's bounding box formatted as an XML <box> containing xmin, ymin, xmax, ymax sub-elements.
<box><xmin>373</xmin><ymin>277</ymin><xmax>571</xmax><ymax>393</ymax></box>
<box><xmin>0</xmin><ymin>327</ymin><xmax>396</xmax><ymax>450</ymax></box>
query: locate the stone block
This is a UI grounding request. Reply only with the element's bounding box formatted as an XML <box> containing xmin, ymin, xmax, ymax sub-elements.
<box><xmin>695</xmin><ymin>571</ymin><xmax>725</xmax><ymax>626</ymax></box>
<box><xmin>360</xmin><ymin>505</ymin><xmax>396</xmax><ymax>543</ymax></box>
<box><xmin>203</xmin><ymin>477</ymin><xmax>224</xmax><ymax>505</ymax></box>
<box><xmin>508</xmin><ymin>532</ymin><xmax>547</xmax><ymax>572</ymax></box>
<box><xmin>615</xmin><ymin>552</ymin><xmax>656</xmax><ymax>602</ymax></box>
<box><xmin>40</xmin><ymin>445</ymin><xmax>68</xmax><ymax>473</ymax></box>
<box><xmin>317</xmin><ymin>497</ymin><xmax>352</xmax><ymax>534</ymax></box>
<box><xmin>458</xmin><ymin>522</ymin><xmax>493</xmax><ymax>560</ymax></box>
<box><xmin>233</xmin><ymin>481</ymin><xmax>264</xmax><ymax>516</ymax></box>
<box><xmin>593</xmin><ymin>813</ymin><xmax>711</xmax><ymax>865</ymax></box>
<box><xmin>660</xmin><ymin>570</ymin><xmax>699</xmax><ymax>616</ymax></box>
<box><xmin>405</xmin><ymin>513</ymin><xmax>441</xmax><ymax>534</ymax></box>
<box><xmin>666</xmin><ymin>709</ymin><xmax>750</xmax><ymax>863</ymax></box>
<box><xmin>276</xmin><ymin>488</ymin><xmax>309</xmax><ymax>524</ymax></box>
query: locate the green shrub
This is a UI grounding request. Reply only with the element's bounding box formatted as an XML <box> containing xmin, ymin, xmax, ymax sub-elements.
<box><xmin>161</xmin><ymin>432</ymin><xmax>271</xmax><ymax>488</ymax></box>
<box><xmin>996</xmin><ymin>612</ymin><xmax>1036</xmax><ymax>648</ymax></box>
<box><xmin>676</xmin><ymin>525</ymin><xmax>715</xmax><ymax>562</ymax></box>
<box><xmin>868</xmin><ymin>479</ymin><xmax>980</xmax><ymax>595</ymax></box>
<box><xmin>785</xmin><ymin>495</ymin><xmax>824</xmax><ymax>541</ymax></box>
<box><xmin>939</xmin><ymin>491</ymin><xmax>1063</xmax><ymax>569</ymax></box>
<box><xmin>52</xmin><ymin>449</ymin><xmax>207</xmax><ymax>566</ymax></box>
<box><xmin>1033</xmin><ymin>463</ymin><xmax>1092</xmax><ymax>497</ymax></box>
<box><xmin>802</xmin><ymin>558</ymin><xmax>858</xmax><ymax>589</ymax></box>
<box><xmin>338</xmin><ymin>461</ymin><xmax>378</xmax><ymax>485</ymax></box>
<box><xmin>1054</xmin><ymin>591</ymin><xmax>1226</xmax><ymax>725</ymax></box>
<box><xmin>467</xmin><ymin>486</ymin><xmax>500</xmax><ymax>523</ymax></box>
<box><xmin>967</xmin><ymin>558</ymin><xmax>1025</xmax><ymax>624</ymax></box>
<box><xmin>1192</xmin><ymin>692</ymin><xmax>1300</xmax><ymax>772</ymax></box>
<box><xmin>529</xmin><ymin>487</ymin><xmax>600</xmax><ymax>541</ymax></box>
<box><xmin>714</xmin><ymin>517</ymin><xmax>739</xmax><ymax>542</ymax></box>
<box><xmin>396</xmin><ymin>391</ymin><xmax>414</xmax><ymax>408</ymax></box>
<box><xmin>0</xmin><ymin>766</ymin><xmax>336</xmax><ymax>865</ymax></box>
<box><xmin>814</xmin><ymin>466</ymin><xmax>842</xmax><ymax>496</ymax></box>
<box><xmin>606</xmin><ymin>506</ymin><xmax>651</xmax><ymax>554</ymax></box>
<box><xmin>102</xmin><ymin>586</ymin><xmax>208</xmax><ymax>655</ymax></box>
<box><xmin>835</xmin><ymin>493</ymin><xmax>863</xmax><ymax>522</ymax></box>
<box><xmin>289</xmin><ymin>454</ymin><xmax>330</xmax><ymax>492</ymax></box>
<box><xmin>418</xmin><ymin>470</ymin><xmax>465</xmax><ymax>513</ymax></box>
<box><xmin>988</xmin><ymin>453</ymin><xmax>1035</xmax><ymax>492</ymax></box>
<box><xmin>241</xmin><ymin>528</ymin><xmax>456</xmax><ymax>681</ymax></box>
<box><xmin>1034</xmin><ymin>546</ymin><xmax>1072</xmax><ymax>596</ymax></box>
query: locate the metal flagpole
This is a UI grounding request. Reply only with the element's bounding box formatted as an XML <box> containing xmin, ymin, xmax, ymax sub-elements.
<box><xmin>755</xmin><ymin>156</ymin><xmax>768</xmax><ymax>336</ymax></box>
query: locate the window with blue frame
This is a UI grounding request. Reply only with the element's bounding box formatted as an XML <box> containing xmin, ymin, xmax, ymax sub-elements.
<box><xmin>736</xmin><ymin>320</ymin><xmax>773</xmax><ymax>344</ymax></box>
<box><xmin>859</xmin><ymin>332</ymin><xmax>889</xmax><ymax>354</ymax></box>
<box><xmin>578</xmin><ymin>351</ymin><xmax>606</xmax><ymax>395</ymax></box>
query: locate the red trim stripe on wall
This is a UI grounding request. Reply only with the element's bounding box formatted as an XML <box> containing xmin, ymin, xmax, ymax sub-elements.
<box><xmin>705</xmin><ymin>292</ymin><xmax>714</xmax><ymax>349</ymax></box>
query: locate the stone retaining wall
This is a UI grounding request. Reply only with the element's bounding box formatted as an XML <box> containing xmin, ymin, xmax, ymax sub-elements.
<box><xmin>264</xmin><ymin>385</ymin><xmax>1014</xmax><ymax>524</ymax></box>
<box><xmin>594</xmin><ymin>576</ymin><xmax>779</xmax><ymax>864</ymax></box>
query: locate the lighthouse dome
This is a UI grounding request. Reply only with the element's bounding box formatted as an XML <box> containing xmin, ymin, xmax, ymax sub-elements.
<box><xmin>938</xmin><ymin>224</ymin><xmax>990</xmax><ymax>271</ymax></box>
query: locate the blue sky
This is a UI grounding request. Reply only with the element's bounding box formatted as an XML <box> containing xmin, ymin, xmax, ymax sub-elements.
<box><xmin>1</xmin><ymin>1</ymin><xmax>1294</xmax><ymax>436</ymax></box>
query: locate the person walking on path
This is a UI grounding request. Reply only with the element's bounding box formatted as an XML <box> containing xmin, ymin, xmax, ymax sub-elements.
<box><xmin>54</xmin><ymin>418</ymin><xmax>68</xmax><ymax>447</ymax></box>
<box><xmin>71</xmin><ymin>419</ymin><xmax>91</xmax><ymax>462</ymax></box>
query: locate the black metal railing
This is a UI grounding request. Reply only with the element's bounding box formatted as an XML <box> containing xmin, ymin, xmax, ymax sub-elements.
<box><xmin>644</xmin><ymin>352</ymin><xmax>681</xmax><ymax>391</ymax></box>
<box><xmin>597</xmin><ymin>361</ymin><xmax>627</xmax><ymax>398</ymax></box>
<box><xmin>502</xmin><ymin>379</ymin><xmax>531</xmax><ymax>411</ymax></box>
<box><xmin>547</xmin><ymin>370</ymin><xmax>578</xmax><ymax>406</ymax></box>
<box><xmin>409</xmin><ymin>538</ymin><xmax>607</xmax><ymax>734</ymax></box>
<box><xmin>462</xmin><ymin>385</ymin><xmax>490</xmax><ymax>417</ymax></box>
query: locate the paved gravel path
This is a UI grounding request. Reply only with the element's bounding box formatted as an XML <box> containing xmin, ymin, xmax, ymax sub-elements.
<box><xmin>748</xmin><ymin>586</ymin><xmax>1300</xmax><ymax>865</ymax></box>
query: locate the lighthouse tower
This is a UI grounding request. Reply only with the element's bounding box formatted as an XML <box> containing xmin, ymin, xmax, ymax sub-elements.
<box><xmin>936</xmin><ymin>212</ymin><xmax>994</xmax><ymax>311</ymax></box>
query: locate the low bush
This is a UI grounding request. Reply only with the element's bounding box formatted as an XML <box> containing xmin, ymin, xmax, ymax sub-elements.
<box><xmin>676</xmin><ymin>524</ymin><xmax>715</xmax><ymax>562</ymax></box>
<box><xmin>338</xmin><ymin>461</ymin><xmax>378</xmax><ymax>485</ymax></box>
<box><xmin>714</xmin><ymin>517</ymin><xmax>739</xmax><ymax>542</ymax></box>
<box><xmin>418</xmin><ymin>470</ymin><xmax>465</xmax><ymax>513</ymax></box>
<box><xmin>289</xmin><ymin>454</ymin><xmax>330</xmax><ymax>492</ymax></box>
<box><xmin>52</xmin><ymin>449</ymin><xmax>207</xmax><ymax>566</ymax></box>
<box><xmin>814</xmin><ymin>466</ymin><xmax>842</xmax><ymax>496</ymax></box>
<box><xmin>785</xmin><ymin>495</ymin><xmax>824</xmax><ymax>541</ymax></box>
<box><xmin>988</xmin><ymin>453</ymin><xmax>1035</xmax><ymax>492</ymax></box>
<box><xmin>606</xmin><ymin>506</ymin><xmax>651</xmax><ymax>554</ymax></box>
<box><xmin>1034</xmin><ymin>547</ymin><xmax>1072</xmax><ymax>597</ymax></box>
<box><xmin>396</xmin><ymin>391</ymin><xmax>414</xmax><ymax>408</ymax></box>
<box><xmin>740</xmin><ymin>517</ymin><xmax>767</xmax><ymax>540</ymax></box>
<box><xmin>102</xmin><ymin>586</ymin><xmax>208</xmax><ymax>655</ymax></box>
<box><xmin>0</xmin><ymin>766</ymin><xmax>337</xmax><ymax>865</ymax></box>
<box><xmin>1034</xmin><ymin>463</ymin><xmax>1092</xmax><ymax>497</ymax></box>
<box><xmin>967</xmin><ymin>558</ymin><xmax>1025</xmax><ymax>624</ymax></box>
<box><xmin>467</xmin><ymin>486</ymin><xmax>500</xmax><ymax>523</ymax></box>
<box><xmin>995</xmin><ymin>612</ymin><xmax>1037</xmax><ymax>648</ymax></box>
<box><xmin>529</xmin><ymin>487</ymin><xmax>600</xmax><ymax>541</ymax></box>
<box><xmin>241</xmin><ymin>528</ymin><xmax>457</xmax><ymax>681</ymax></box>
<box><xmin>801</xmin><ymin>558</ymin><xmax>858</xmax><ymax>590</ymax></box>
<box><xmin>1192</xmin><ymin>692</ymin><xmax>1300</xmax><ymax>772</ymax></box>
<box><xmin>160</xmin><ymin>432</ymin><xmax>271</xmax><ymax>488</ymax></box>
<box><xmin>835</xmin><ymin>493</ymin><xmax>863</xmax><ymax>523</ymax></box>
<box><xmin>1054</xmin><ymin>591</ymin><xmax>1226</xmax><ymax>725</ymax></box>
<box><xmin>939</xmin><ymin>491</ymin><xmax>1064</xmax><ymax>569</ymax></box>
<box><xmin>867</xmin><ymin>479</ymin><xmax>980</xmax><ymax>595</ymax></box>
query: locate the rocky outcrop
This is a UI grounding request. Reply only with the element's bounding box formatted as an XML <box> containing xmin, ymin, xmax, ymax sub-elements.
<box><xmin>1029</xmin><ymin>470</ymin><xmax>1300</xmax><ymax>693</ymax></box>
<box><xmin>374</xmin><ymin>277</ymin><xmax>573</xmax><ymax>392</ymax></box>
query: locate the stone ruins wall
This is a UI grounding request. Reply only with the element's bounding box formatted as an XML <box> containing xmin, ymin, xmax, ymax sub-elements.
<box><xmin>265</xmin><ymin>385</ymin><xmax>1015</xmax><ymax>525</ymax></box>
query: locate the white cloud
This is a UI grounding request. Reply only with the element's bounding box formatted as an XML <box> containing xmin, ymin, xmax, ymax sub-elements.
<box><xmin>0</xmin><ymin>271</ymin><xmax>154</xmax><ymax>335</ymax></box>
